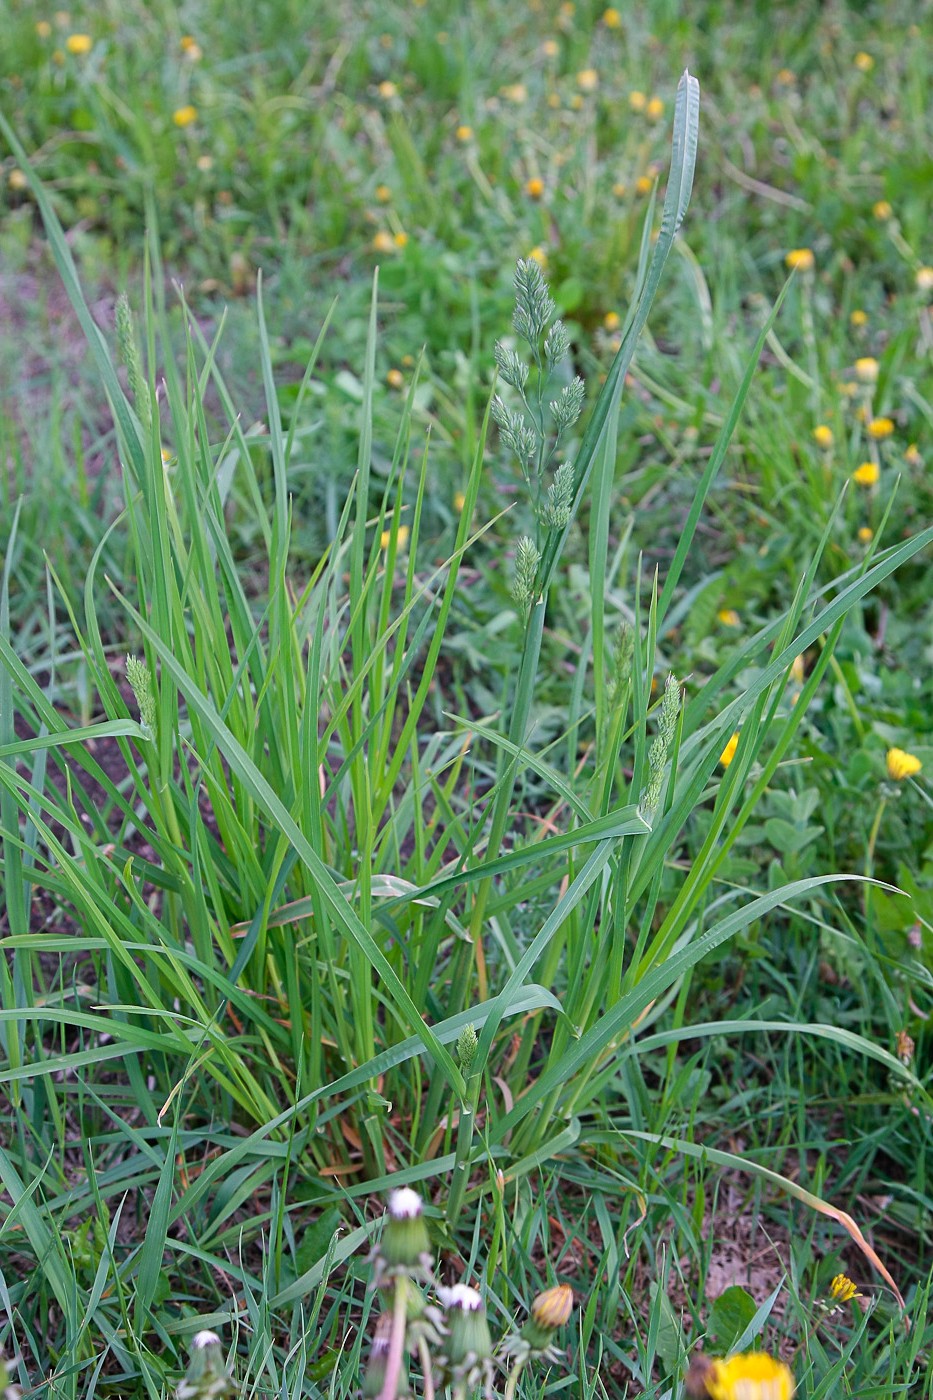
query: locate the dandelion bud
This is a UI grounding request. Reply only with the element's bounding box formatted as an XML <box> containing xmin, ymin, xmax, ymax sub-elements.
<box><xmin>437</xmin><ymin>1285</ymin><xmax>493</xmax><ymax>1380</ymax></box>
<box><xmin>520</xmin><ymin>1283</ymin><xmax>574</xmax><ymax>1349</ymax></box>
<box><xmin>361</xmin><ymin>1314</ymin><xmax>407</xmax><ymax>1400</ymax></box>
<box><xmin>176</xmin><ymin>1331</ymin><xmax>236</xmax><ymax>1400</ymax></box>
<box><xmin>379</xmin><ymin>1188</ymin><xmax>433</xmax><ymax>1274</ymax></box>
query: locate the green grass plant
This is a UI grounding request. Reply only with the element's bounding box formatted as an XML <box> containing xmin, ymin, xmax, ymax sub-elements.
<box><xmin>2</xmin><ymin>5</ymin><xmax>933</xmax><ymax>1398</ymax></box>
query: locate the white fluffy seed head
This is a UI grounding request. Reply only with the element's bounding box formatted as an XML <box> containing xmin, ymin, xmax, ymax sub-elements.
<box><xmin>438</xmin><ymin>1284</ymin><xmax>484</xmax><ymax>1312</ymax></box>
<box><xmin>387</xmin><ymin>1187</ymin><xmax>424</xmax><ymax>1219</ymax></box>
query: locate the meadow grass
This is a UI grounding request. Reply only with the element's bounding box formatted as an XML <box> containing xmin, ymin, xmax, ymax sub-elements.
<box><xmin>1</xmin><ymin>3</ymin><xmax>932</xmax><ymax>1398</ymax></box>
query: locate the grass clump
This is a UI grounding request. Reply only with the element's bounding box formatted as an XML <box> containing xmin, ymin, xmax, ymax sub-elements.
<box><xmin>1</xmin><ymin>8</ymin><xmax>933</xmax><ymax>1400</ymax></box>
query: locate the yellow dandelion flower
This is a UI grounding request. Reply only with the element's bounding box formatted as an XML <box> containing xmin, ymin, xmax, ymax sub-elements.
<box><xmin>886</xmin><ymin>748</ymin><xmax>922</xmax><ymax>781</ymax></box>
<box><xmin>868</xmin><ymin>416</ymin><xmax>894</xmax><ymax>439</ymax></box>
<box><xmin>603</xmin><ymin>311</ymin><xmax>621</xmax><ymax>331</ymax></box>
<box><xmin>393</xmin><ymin>230</ymin><xmax>408</xmax><ymax>248</ymax></box>
<box><xmin>8</xmin><ymin>169</ymin><xmax>28</xmax><ymax>191</ymax></box>
<box><xmin>916</xmin><ymin>266</ymin><xmax>933</xmax><ymax>294</ymax></box>
<box><xmin>378</xmin><ymin>80</ymin><xmax>398</xmax><ymax>99</ymax></box>
<box><xmin>705</xmin><ymin>1352</ymin><xmax>795</xmax><ymax>1400</ymax></box>
<box><xmin>528</xmin><ymin>245</ymin><xmax>548</xmax><ymax>269</ymax></box>
<box><xmin>850</xmin><ymin>308</ymin><xmax>868</xmax><ymax>327</ymax></box>
<box><xmin>372</xmin><ymin>230</ymin><xmax>395</xmax><ymax>253</ymax></box>
<box><xmin>635</xmin><ymin>174</ymin><xmax>653</xmax><ymax>195</ymax></box>
<box><xmin>375</xmin><ymin>183</ymin><xmax>392</xmax><ymax>202</ymax></box>
<box><xmin>180</xmin><ymin>34</ymin><xmax>197</xmax><ymax>51</ymax></box>
<box><xmin>785</xmin><ymin>247</ymin><xmax>814</xmax><ymax>272</ymax></box>
<box><xmin>646</xmin><ymin>95</ymin><xmax>665</xmax><ymax>121</ymax></box>
<box><xmin>776</xmin><ymin>68</ymin><xmax>796</xmax><ymax>84</ymax></box>
<box><xmin>35</xmin><ymin>20</ymin><xmax>52</xmax><ymax>38</ymax></box>
<box><xmin>830</xmin><ymin>1273</ymin><xmax>860</xmax><ymax>1304</ymax></box>
<box><xmin>854</xmin><ymin>51</ymin><xmax>874</xmax><ymax>72</ymax></box>
<box><xmin>718</xmin><ymin>609</ymin><xmax>740</xmax><ymax>627</ymax></box>
<box><xmin>629</xmin><ymin>90</ymin><xmax>647</xmax><ymax>112</ymax></box>
<box><xmin>612</xmin><ymin>181</ymin><xmax>627</xmax><ymax>197</ymax></box>
<box><xmin>854</xmin><ymin>356</ymin><xmax>879</xmax><ymax>383</ymax></box>
<box><xmin>853</xmin><ymin>461</ymin><xmax>879</xmax><ymax>486</ymax></box>
<box><xmin>386</xmin><ymin>368</ymin><xmax>404</xmax><ymax>389</ymax></box>
<box><xmin>872</xmin><ymin>200</ymin><xmax>892</xmax><ymax>220</ymax></box>
<box><xmin>526</xmin><ymin>176</ymin><xmax>544</xmax><ymax>199</ymax></box>
<box><xmin>720</xmin><ymin>733</ymin><xmax>740</xmax><ymax>769</ymax></box>
<box><xmin>812</xmin><ymin>424</ymin><xmax>834</xmax><ymax>449</ymax></box>
<box><xmin>380</xmin><ymin>523</ymin><xmax>410</xmax><ymax>549</ymax></box>
<box><xmin>173</xmin><ymin>105</ymin><xmax>198</xmax><ymax>128</ymax></box>
<box><xmin>503</xmin><ymin>83</ymin><xmax>528</xmax><ymax>104</ymax></box>
<box><xmin>904</xmin><ymin>443</ymin><xmax>922</xmax><ymax>466</ymax></box>
<box><xmin>65</xmin><ymin>32</ymin><xmax>92</xmax><ymax>54</ymax></box>
<box><xmin>401</xmin><ymin>354</ymin><xmax>415</xmax><ymax>367</ymax></box>
<box><xmin>577</xmin><ymin>68</ymin><xmax>599</xmax><ymax>92</ymax></box>
<box><xmin>531</xmin><ymin>1284</ymin><xmax>574</xmax><ymax>1330</ymax></box>
<box><xmin>858</xmin><ymin>526</ymin><xmax>873</xmax><ymax>543</ymax></box>
<box><xmin>455</xmin><ymin>124</ymin><xmax>473</xmax><ymax>142</ymax></box>
<box><xmin>182</xmin><ymin>40</ymin><xmax>202</xmax><ymax>61</ymax></box>
<box><xmin>541</xmin><ymin>38</ymin><xmax>559</xmax><ymax>57</ymax></box>
<box><xmin>603</xmin><ymin>7</ymin><xmax>622</xmax><ymax>28</ymax></box>
<box><xmin>453</xmin><ymin>490</ymin><xmax>466</xmax><ymax>513</ymax></box>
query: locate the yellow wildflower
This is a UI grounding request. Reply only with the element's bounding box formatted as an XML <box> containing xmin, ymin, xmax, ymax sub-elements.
<box><xmin>612</xmin><ymin>181</ymin><xmax>627</xmax><ymax>197</ymax></box>
<box><xmin>65</xmin><ymin>32</ymin><xmax>92</xmax><ymax>54</ymax></box>
<box><xmin>646</xmin><ymin>95</ymin><xmax>665</xmax><ymax>121</ymax></box>
<box><xmin>854</xmin><ymin>51</ymin><xmax>874</xmax><ymax>72</ymax></box>
<box><xmin>872</xmin><ymin>200</ymin><xmax>892</xmax><ymax>221</ymax></box>
<box><xmin>853</xmin><ymin>462</ymin><xmax>879</xmax><ymax>486</ymax></box>
<box><xmin>8</xmin><ymin>169</ymin><xmax>28</xmax><ymax>191</ymax></box>
<box><xmin>854</xmin><ymin>356</ymin><xmax>879</xmax><ymax>383</ymax></box>
<box><xmin>629</xmin><ymin>90</ymin><xmax>647</xmax><ymax>112</ymax></box>
<box><xmin>916</xmin><ymin>266</ymin><xmax>933</xmax><ymax>294</ymax></box>
<box><xmin>35</xmin><ymin>20</ymin><xmax>52</xmax><ymax>38</ymax></box>
<box><xmin>541</xmin><ymin>38</ymin><xmax>559</xmax><ymax>57</ymax></box>
<box><xmin>603</xmin><ymin>7</ymin><xmax>622</xmax><ymax>28</ymax></box>
<box><xmin>576</xmin><ymin>68</ymin><xmax>598</xmax><ymax>92</ymax></box>
<box><xmin>380</xmin><ymin>523</ymin><xmax>410</xmax><ymax>549</ymax></box>
<box><xmin>393</xmin><ymin>231</ymin><xmax>408</xmax><ymax>248</ymax></box>
<box><xmin>528</xmin><ymin>246</ymin><xmax>548</xmax><ymax>269</ymax></box>
<box><xmin>386</xmin><ymin>368</ymin><xmax>404</xmax><ymax>389</ymax></box>
<box><xmin>704</xmin><ymin>1353</ymin><xmax>795</xmax><ymax>1400</ymax></box>
<box><xmin>785</xmin><ymin>248</ymin><xmax>814</xmax><ymax>272</ymax></box>
<box><xmin>775</xmin><ymin>68</ymin><xmax>795</xmax><ymax>84</ymax></box>
<box><xmin>718</xmin><ymin>609</ymin><xmax>740</xmax><ymax>627</ymax></box>
<box><xmin>372</xmin><ymin>230</ymin><xmax>395</xmax><ymax>253</ymax></box>
<box><xmin>603</xmin><ymin>311</ymin><xmax>621</xmax><ymax>331</ymax></box>
<box><xmin>886</xmin><ymin>748</ymin><xmax>922</xmax><ymax>781</ymax></box>
<box><xmin>635</xmin><ymin>174</ymin><xmax>653</xmax><ymax>195</ymax></box>
<box><xmin>904</xmin><ymin>443</ymin><xmax>922</xmax><ymax>466</ymax></box>
<box><xmin>812</xmin><ymin>424</ymin><xmax>833</xmax><ymax>449</ymax></box>
<box><xmin>503</xmin><ymin>83</ymin><xmax>528</xmax><ymax>103</ymax></box>
<box><xmin>52</xmin><ymin>48</ymin><xmax>64</xmax><ymax>64</ymax></box>
<box><xmin>570</xmin><ymin>94</ymin><xmax>584</xmax><ymax>110</ymax></box>
<box><xmin>526</xmin><ymin>176</ymin><xmax>545</xmax><ymax>199</ymax></box>
<box><xmin>180</xmin><ymin>34</ymin><xmax>198</xmax><ymax>51</ymax></box>
<box><xmin>375</xmin><ymin>183</ymin><xmax>392</xmax><ymax>202</ymax></box>
<box><xmin>857</xmin><ymin>526</ymin><xmax>873</xmax><ymax>543</ymax></box>
<box><xmin>850</xmin><ymin>309</ymin><xmax>868</xmax><ymax>327</ymax></box>
<box><xmin>830</xmin><ymin>1273</ymin><xmax>860</xmax><ymax>1304</ymax></box>
<box><xmin>868</xmin><ymin>416</ymin><xmax>894</xmax><ymax>438</ymax></box>
<box><xmin>531</xmin><ymin>1284</ymin><xmax>574</xmax><ymax>1330</ymax></box>
<box><xmin>172</xmin><ymin>105</ymin><xmax>198</xmax><ymax>128</ymax></box>
<box><xmin>378</xmin><ymin>80</ymin><xmax>398</xmax><ymax>99</ymax></box>
<box><xmin>720</xmin><ymin>733</ymin><xmax>740</xmax><ymax>769</ymax></box>
<box><xmin>455</xmin><ymin>124</ymin><xmax>473</xmax><ymax>142</ymax></box>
